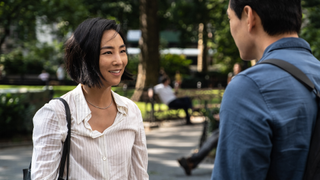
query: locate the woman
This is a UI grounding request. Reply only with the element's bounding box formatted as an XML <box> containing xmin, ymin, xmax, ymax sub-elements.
<box><xmin>31</xmin><ymin>18</ymin><xmax>149</xmax><ymax>179</ymax></box>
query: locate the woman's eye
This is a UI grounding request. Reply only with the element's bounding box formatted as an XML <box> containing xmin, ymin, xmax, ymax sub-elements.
<box><xmin>103</xmin><ymin>51</ymin><xmax>112</xmax><ymax>55</ymax></box>
<box><xmin>121</xmin><ymin>50</ymin><xmax>126</xmax><ymax>53</ymax></box>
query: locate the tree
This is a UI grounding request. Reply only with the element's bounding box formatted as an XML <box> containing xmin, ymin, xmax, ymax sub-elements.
<box><xmin>301</xmin><ymin>0</ymin><xmax>320</xmax><ymax>60</ymax></box>
<box><xmin>131</xmin><ymin>0</ymin><xmax>160</xmax><ymax>101</ymax></box>
<box><xmin>164</xmin><ymin>0</ymin><xmax>241</xmax><ymax>73</ymax></box>
<box><xmin>0</xmin><ymin>0</ymin><xmax>39</xmax><ymax>54</ymax></box>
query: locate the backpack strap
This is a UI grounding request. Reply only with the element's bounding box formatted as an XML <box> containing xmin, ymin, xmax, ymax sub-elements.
<box><xmin>260</xmin><ymin>59</ymin><xmax>319</xmax><ymax>96</ymax></box>
<box><xmin>259</xmin><ymin>59</ymin><xmax>320</xmax><ymax>180</ymax></box>
<box><xmin>53</xmin><ymin>98</ymin><xmax>71</xmax><ymax>180</ymax></box>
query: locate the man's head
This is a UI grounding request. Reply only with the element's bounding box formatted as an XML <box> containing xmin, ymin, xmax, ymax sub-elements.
<box><xmin>229</xmin><ymin>0</ymin><xmax>302</xmax><ymax>36</ymax></box>
<box><xmin>227</xmin><ymin>0</ymin><xmax>302</xmax><ymax>60</ymax></box>
<box><xmin>161</xmin><ymin>76</ymin><xmax>170</xmax><ymax>86</ymax></box>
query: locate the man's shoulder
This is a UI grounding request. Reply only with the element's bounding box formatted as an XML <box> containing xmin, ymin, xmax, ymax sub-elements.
<box><xmin>154</xmin><ymin>83</ymin><xmax>164</xmax><ymax>89</ymax></box>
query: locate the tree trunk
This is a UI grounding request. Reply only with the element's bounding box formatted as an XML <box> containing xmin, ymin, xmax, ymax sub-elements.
<box><xmin>131</xmin><ymin>0</ymin><xmax>159</xmax><ymax>102</ymax></box>
<box><xmin>202</xmin><ymin>22</ymin><xmax>208</xmax><ymax>72</ymax></box>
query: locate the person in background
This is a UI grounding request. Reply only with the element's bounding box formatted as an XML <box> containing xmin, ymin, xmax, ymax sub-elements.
<box><xmin>31</xmin><ymin>18</ymin><xmax>149</xmax><ymax>180</ymax></box>
<box><xmin>174</xmin><ymin>70</ymin><xmax>182</xmax><ymax>91</ymax></box>
<box><xmin>38</xmin><ymin>70</ymin><xmax>49</xmax><ymax>86</ymax></box>
<box><xmin>158</xmin><ymin>67</ymin><xmax>166</xmax><ymax>84</ymax></box>
<box><xmin>177</xmin><ymin>117</ymin><xmax>220</xmax><ymax>176</ymax></box>
<box><xmin>227</xmin><ymin>63</ymin><xmax>241</xmax><ymax>84</ymax></box>
<box><xmin>56</xmin><ymin>64</ymin><xmax>65</xmax><ymax>85</ymax></box>
<box><xmin>211</xmin><ymin>0</ymin><xmax>320</xmax><ymax>179</ymax></box>
<box><xmin>154</xmin><ymin>76</ymin><xmax>193</xmax><ymax>125</ymax></box>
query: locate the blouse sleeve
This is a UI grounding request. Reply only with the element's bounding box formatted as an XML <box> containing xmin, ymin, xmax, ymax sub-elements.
<box><xmin>130</xmin><ymin>107</ymin><xmax>149</xmax><ymax>180</ymax></box>
<box><xmin>31</xmin><ymin>101</ymin><xmax>67</xmax><ymax>180</ymax></box>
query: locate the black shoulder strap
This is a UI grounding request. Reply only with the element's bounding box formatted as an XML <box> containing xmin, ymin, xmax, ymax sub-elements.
<box><xmin>260</xmin><ymin>59</ymin><xmax>319</xmax><ymax>95</ymax></box>
<box><xmin>259</xmin><ymin>59</ymin><xmax>320</xmax><ymax>180</ymax></box>
<box><xmin>53</xmin><ymin>98</ymin><xmax>71</xmax><ymax>180</ymax></box>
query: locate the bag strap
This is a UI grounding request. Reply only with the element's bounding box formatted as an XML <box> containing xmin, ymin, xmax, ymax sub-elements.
<box><xmin>53</xmin><ymin>98</ymin><xmax>71</xmax><ymax>180</ymax></box>
<box><xmin>259</xmin><ymin>59</ymin><xmax>320</xmax><ymax>179</ymax></box>
<box><xmin>260</xmin><ymin>59</ymin><xmax>319</xmax><ymax>95</ymax></box>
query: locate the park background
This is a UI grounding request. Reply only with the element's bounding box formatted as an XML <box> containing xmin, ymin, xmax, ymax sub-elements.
<box><xmin>1</xmin><ymin>0</ymin><xmax>320</xmax><ymax>144</ymax></box>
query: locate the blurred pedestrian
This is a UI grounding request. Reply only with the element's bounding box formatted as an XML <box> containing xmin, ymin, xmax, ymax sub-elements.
<box><xmin>56</xmin><ymin>64</ymin><xmax>65</xmax><ymax>85</ymax></box>
<box><xmin>38</xmin><ymin>70</ymin><xmax>49</xmax><ymax>86</ymax></box>
<box><xmin>174</xmin><ymin>70</ymin><xmax>182</xmax><ymax>91</ymax></box>
<box><xmin>227</xmin><ymin>63</ymin><xmax>241</xmax><ymax>84</ymax></box>
<box><xmin>177</xmin><ymin>116</ymin><xmax>220</xmax><ymax>176</ymax></box>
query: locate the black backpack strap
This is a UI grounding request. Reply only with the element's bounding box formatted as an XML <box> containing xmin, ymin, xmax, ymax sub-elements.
<box><xmin>53</xmin><ymin>98</ymin><xmax>71</xmax><ymax>180</ymax></box>
<box><xmin>260</xmin><ymin>59</ymin><xmax>318</xmax><ymax>95</ymax></box>
<box><xmin>259</xmin><ymin>59</ymin><xmax>320</xmax><ymax>180</ymax></box>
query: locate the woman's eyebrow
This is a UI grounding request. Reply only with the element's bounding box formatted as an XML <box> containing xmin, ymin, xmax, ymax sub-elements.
<box><xmin>101</xmin><ymin>46</ymin><xmax>113</xmax><ymax>50</ymax></box>
<box><xmin>100</xmin><ymin>44</ymin><xmax>126</xmax><ymax>50</ymax></box>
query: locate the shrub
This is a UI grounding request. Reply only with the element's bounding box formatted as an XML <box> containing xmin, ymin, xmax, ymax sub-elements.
<box><xmin>1</xmin><ymin>41</ymin><xmax>64</xmax><ymax>76</ymax></box>
<box><xmin>160</xmin><ymin>54</ymin><xmax>192</xmax><ymax>78</ymax></box>
<box><xmin>0</xmin><ymin>93</ymin><xmax>35</xmax><ymax>137</ymax></box>
<box><xmin>1</xmin><ymin>49</ymin><xmax>26</xmax><ymax>75</ymax></box>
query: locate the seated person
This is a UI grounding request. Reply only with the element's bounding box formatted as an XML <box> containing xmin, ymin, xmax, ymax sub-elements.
<box><xmin>154</xmin><ymin>76</ymin><xmax>193</xmax><ymax>125</ymax></box>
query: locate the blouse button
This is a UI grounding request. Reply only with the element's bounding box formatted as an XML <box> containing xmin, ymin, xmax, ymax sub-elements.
<box><xmin>103</xmin><ymin>157</ymin><xmax>106</xmax><ymax>161</ymax></box>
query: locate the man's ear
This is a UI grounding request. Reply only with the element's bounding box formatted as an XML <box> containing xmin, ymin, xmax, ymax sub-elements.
<box><xmin>243</xmin><ymin>5</ymin><xmax>256</xmax><ymax>32</ymax></box>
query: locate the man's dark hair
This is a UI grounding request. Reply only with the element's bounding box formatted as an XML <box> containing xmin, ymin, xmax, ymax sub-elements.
<box><xmin>64</xmin><ymin>17</ymin><xmax>133</xmax><ymax>88</ymax></box>
<box><xmin>229</xmin><ymin>0</ymin><xmax>302</xmax><ymax>35</ymax></box>
<box><xmin>161</xmin><ymin>76</ymin><xmax>169</xmax><ymax>84</ymax></box>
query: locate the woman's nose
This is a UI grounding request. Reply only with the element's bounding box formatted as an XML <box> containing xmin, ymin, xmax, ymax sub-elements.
<box><xmin>113</xmin><ymin>54</ymin><xmax>122</xmax><ymax>65</ymax></box>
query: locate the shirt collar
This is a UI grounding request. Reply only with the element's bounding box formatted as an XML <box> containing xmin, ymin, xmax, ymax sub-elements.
<box><xmin>72</xmin><ymin>84</ymin><xmax>129</xmax><ymax>125</ymax></box>
<box><xmin>259</xmin><ymin>37</ymin><xmax>312</xmax><ymax>62</ymax></box>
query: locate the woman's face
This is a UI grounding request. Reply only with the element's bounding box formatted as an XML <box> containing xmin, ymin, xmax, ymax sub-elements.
<box><xmin>99</xmin><ymin>30</ymin><xmax>128</xmax><ymax>87</ymax></box>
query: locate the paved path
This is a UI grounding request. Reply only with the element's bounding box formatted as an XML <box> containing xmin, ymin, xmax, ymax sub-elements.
<box><xmin>0</xmin><ymin>146</ymin><xmax>32</xmax><ymax>180</ymax></box>
<box><xmin>0</xmin><ymin>118</ymin><xmax>213</xmax><ymax>180</ymax></box>
<box><xmin>147</xmin><ymin>119</ymin><xmax>214</xmax><ymax>180</ymax></box>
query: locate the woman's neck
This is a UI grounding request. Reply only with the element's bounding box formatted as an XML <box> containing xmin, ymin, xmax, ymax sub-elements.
<box><xmin>82</xmin><ymin>84</ymin><xmax>113</xmax><ymax>107</ymax></box>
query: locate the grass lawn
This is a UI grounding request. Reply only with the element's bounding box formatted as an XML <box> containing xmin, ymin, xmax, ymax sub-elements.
<box><xmin>0</xmin><ymin>85</ymin><xmax>222</xmax><ymax>120</ymax></box>
<box><xmin>0</xmin><ymin>85</ymin><xmax>149</xmax><ymax>117</ymax></box>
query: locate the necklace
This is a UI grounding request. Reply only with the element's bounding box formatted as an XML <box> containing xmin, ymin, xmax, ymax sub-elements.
<box><xmin>86</xmin><ymin>98</ymin><xmax>113</xmax><ymax>110</ymax></box>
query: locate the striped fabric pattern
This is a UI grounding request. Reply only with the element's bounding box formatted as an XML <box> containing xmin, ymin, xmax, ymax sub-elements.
<box><xmin>31</xmin><ymin>84</ymin><xmax>149</xmax><ymax>180</ymax></box>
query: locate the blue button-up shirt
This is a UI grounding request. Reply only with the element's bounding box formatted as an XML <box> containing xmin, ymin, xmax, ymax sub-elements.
<box><xmin>211</xmin><ymin>38</ymin><xmax>320</xmax><ymax>180</ymax></box>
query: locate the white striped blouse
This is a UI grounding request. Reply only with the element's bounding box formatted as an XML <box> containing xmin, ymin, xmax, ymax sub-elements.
<box><xmin>31</xmin><ymin>84</ymin><xmax>149</xmax><ymax>180</ymax></box>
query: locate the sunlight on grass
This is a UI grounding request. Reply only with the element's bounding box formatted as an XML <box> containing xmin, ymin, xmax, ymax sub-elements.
<box><xmin>0</xmin><ymin>85</ymin><xmax>222</xmax><ymax>121</ymax></box>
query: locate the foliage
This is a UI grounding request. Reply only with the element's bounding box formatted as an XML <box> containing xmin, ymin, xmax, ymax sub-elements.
<box><xmin>1</xmin><ymin>48</ymin><xmax>25</xmax><ymax>75</ymax></box>
<box><xmin>127</xmin><ymin>53</ymin><xmax>193</xmax><ymax>80</ymax></box>
<box><xmin>1</xmin><ymin>41</ymin><xmax>63</xmax><ymax>75</ymax></box>
<box><xmin>0</xmin><ymin>93</ymin><xmax>35</xmax><ymax>137</ymax></box>
<box><xmin>301</xmin><ymin>0</ymin><xmax>320</xmax><ymax>60</ymax></box>
<box><xmin>126</xmin><ymin>54</ymin><xmax>140</xmax><ymax>76</ymax></box>
<box><xmin>2</xmin><ymin>0</ymin><xmax>320</xmax><ymax>84</ymax></box>
<box><xmin>24</xmin><ymin>41</ymin><xmax>64</xmax><ymax>74</ymax></box>
<box><xmin>0</xmin><ymin>0</ymin><xmax>38</xmax><ymax>52</ymax></box>
<box><xmin>162</xmin><ymin>0</ymin><xmax>242</xmax><ymax>73</ymax></box>
<box><xmin>160</xmin><ymin>54</ymin><xmax>192</xmax><ymax>78</ymax></box>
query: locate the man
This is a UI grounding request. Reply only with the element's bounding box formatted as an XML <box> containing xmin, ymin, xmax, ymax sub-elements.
<box><xmin>211</xmin><ymin>0</ymin><xmax>320</xmax><ymax>180</ymax></box>
<box><xmin>154</xmin><ymin>76</ymin><xmax>193</xmax><ymax>125</ymax></box>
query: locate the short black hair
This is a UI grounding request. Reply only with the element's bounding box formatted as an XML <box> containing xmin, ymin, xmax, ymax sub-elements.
<box><xmin>229</xmin><ymin>0</ymin><xmax>302</xmax><ymax>36</ymax></box>
<box><xmin>64</xmin><ymin>17</ymin><xmax>133</xmax><ymax>88</ymax></box>
<box><xmin>160</xmin><ymin>76</ymin><xmax>169</xmax><ymax>84</ymax></box>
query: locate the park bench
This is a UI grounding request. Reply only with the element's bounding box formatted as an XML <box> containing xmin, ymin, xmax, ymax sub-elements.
<box><xmin>143</xmin><ymin>87</ymin><xmax>224</xmax><ymax>122</ymax></box>
<box><xmin>0</xmin><ymin>74</ymin><xmax>63</xmax><ymax>85</ymax></box>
